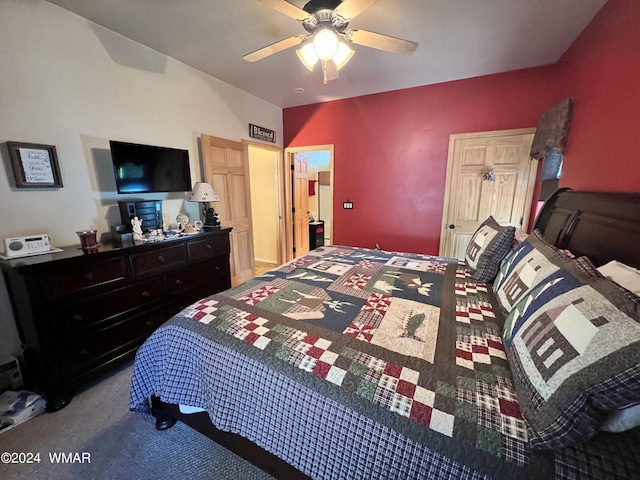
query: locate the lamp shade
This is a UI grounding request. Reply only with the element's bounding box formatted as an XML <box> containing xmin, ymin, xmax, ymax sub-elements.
<box><xmin>297</xmin><ymin>37</ymin><xmax>353</xmax><ymax>73</ymax></box>
<box><xmin>188</xmin><ymin>182</ymin><xmax>219</xmax><ymax>202</ymax></box>
<box><xmin>332</xmin><ymin>42</ymin><xmax>354</xmax><ymax>70</ymax></box>
<box><xmin>313</xmin><ymin>28</ymin><xmax>339</xmax><ymax>61</ymax></box>
<box><xmin>297</xmin><ymin>43</ymin><xmax>319</xmax><ymax>71</ymax></box>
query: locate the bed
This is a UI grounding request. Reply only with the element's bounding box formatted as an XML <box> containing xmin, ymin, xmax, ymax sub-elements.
<box><xmin>130</xmin><ymin>188</ymin><xmax>640</xmax><ymax>479</ymax></box>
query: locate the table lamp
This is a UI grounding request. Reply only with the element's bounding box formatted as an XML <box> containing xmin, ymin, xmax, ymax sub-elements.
<box><xmin>188</xmin><ymin>182</ymin><xmax>220</xmax><ymax>230</ymax></box>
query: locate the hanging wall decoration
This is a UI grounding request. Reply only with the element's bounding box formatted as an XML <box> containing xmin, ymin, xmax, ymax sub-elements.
<box><xmin>7</xmin><ymin>141</ymin><xmax>63</xmax><ymax>188</ymax></box>
<box><xmin>529</xmin><ymin>98</ymin><xmax>574</xmax><ymax>161</ymax></box>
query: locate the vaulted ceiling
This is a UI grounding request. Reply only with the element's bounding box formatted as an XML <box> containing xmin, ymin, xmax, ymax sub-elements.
<box><xmin>46</xmin><ymin>0</ymin><xmax>607</xmax><ymax>108</ymax></box>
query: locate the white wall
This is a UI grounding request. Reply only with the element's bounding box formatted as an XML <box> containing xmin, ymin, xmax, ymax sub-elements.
<box><xmin>0</xmin><ymin>1</ymin><xmax>282</xmax><ymax>358</ymax></box>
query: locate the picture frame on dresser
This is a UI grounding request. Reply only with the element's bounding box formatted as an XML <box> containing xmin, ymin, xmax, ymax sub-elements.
<box><xmin>6</xmin><ymin>141</ymin><xmax>63</xmax><ymax>188</ymax></box>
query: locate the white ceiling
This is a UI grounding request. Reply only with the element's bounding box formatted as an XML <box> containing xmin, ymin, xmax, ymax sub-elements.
<box><xmin>46</xmin><ymin>0</ymin><xmax>607</xmax><ymax>109</ymax></box>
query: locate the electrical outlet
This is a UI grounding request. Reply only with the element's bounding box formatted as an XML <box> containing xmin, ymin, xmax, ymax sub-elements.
<box><xmin>343</xmin><ymin>200</ymin><xmax>353</xmax><ymax>209</ymax></box>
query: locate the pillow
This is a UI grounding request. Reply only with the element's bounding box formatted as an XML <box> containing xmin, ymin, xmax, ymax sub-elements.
<box><xmin>598</xmin><ymin>260</ymin><xmax>640</xmax><ymax>295</ymax></box>
<box><xmin>514</xmin><ymin>229</ymin><xmax>529</xmax><ymax>245</ymax></box>
<box><xmin>464</xmin><ymin>216</ymin><xmax>515</xmax><ymax>283</ymax></box>
<box><xmin>503</xmin><ymin>269</ymin><xmax>640</xmax><ymax>449</ymax></box>
<box><xmin>600</xmin><ymin>403</ymin><xmax>640</xmax><ymax>433</ymax></box>
<box><xmin>493</xmin><ymin>230</ymin><xmax>580</xmax><ymax>314</ymax></box>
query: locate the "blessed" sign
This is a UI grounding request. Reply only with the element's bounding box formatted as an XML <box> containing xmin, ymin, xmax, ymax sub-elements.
<box><xmin>249</xmin><ymin>124</ymin><xmax>276</xmax><ymax>143</ymax></box>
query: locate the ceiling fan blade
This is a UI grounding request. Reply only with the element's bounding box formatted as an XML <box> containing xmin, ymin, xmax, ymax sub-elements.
<box><xmin>346</xmin><ymin>29</ymin><xmax>418</xmax><ymax>55</ymax></box>
<box><xmin>243</xmin><ymin>35</ymin><xmax>306</xmax><ymax>62</ymax></box>
<box><xmin>333</xmin><ymin>0</ymin><xmax>378</xmax><ymax>21</ymax></box>
<box><xmin>257</xmin><ymin>0</ymin><xmax>309</xmax><ymax>21</ymax></box>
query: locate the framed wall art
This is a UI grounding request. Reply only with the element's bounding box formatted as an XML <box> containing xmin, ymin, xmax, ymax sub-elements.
<box><xmin>7</xmin><ymin>141</ymin><xmax>63</xmax><ymax>188</ymax></box>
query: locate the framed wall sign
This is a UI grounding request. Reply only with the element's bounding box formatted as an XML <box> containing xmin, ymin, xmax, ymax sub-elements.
<box><xmin>7</xmin><ymin>141</ymin><xmax>63</xmax><ymax>188</ymax></box>
<box><xmin>249</xmin><ymin>124</ymin><xmax>276</xmax><ymax>143</ymax></box>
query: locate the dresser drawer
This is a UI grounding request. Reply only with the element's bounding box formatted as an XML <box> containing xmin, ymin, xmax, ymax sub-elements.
<box><xmin>130</xmin><ymin>244</ymin><xmax>186</xmax><ymax>277</ymax></box>
<box><xmin>41</xmin><ymin>257</ymin><xmax>128</xmax><ymax>298</ymax></box>
<box><xmin>188</xmin><ymin>235</ymin><xmax>230</xmax><ymax>262</ymax></box>
<box><xmin>53</xmin><ymin>278</ymin><xmax>162</xmax><ymax>336</ymax></box>
<box><xmin>58</xmin><ymin>308</ymin><xmax>163</xmax><ymax>377</ymax></box>
<box><xmin>163</xmin><ymin>258</ymin><xmax>229</xmax><ymax>297</ymax></box>
<box><xmin>135</xmin><ymin>201</ymin><xmax>160</xmax><ymax>209</ymax></box>
<box><xmin>134</xmin><ymin>206</ymin><xmax>157</xmax><ymax>216</ymax></box>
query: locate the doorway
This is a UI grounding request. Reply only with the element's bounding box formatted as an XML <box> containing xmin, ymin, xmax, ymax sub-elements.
<box><xmin>246</xmin><ymin>141</ymin><xmax>285</xmax><ymax>273</ymax></box>
<box><xmin>284</xmin><ymin>145</ymin><xmax>335</xmax><ymax>261</ymax></box>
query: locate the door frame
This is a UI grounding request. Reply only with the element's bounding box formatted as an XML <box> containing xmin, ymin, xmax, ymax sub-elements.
<box><xmin>284</xmin><ymin>144</ymin><xmax>335</xmax><ymax>262</ymax></box>
<box><xmin>243</xmin><ymin>139</ymin><xmax>286</xmax><ymax>266</ymax></box>
<box><xmin>439</xmin><ymin>127</ymin><xmax>537</xmax><ymax>257</ymax></box>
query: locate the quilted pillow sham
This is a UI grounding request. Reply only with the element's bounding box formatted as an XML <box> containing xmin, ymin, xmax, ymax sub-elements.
<box><xmin>493</xmin><ymin>230</ymin><xmax>581</xmax><ymax>314</ymax></box>
<box><xmin>465</xmin><ymin>216</ymin><xmax>515</xmax><ymax>283</ymax></box>
<box><xmin>502</xmin><ymin>265</ymin><xmax>640</xmax><ymax>449</ymax></box>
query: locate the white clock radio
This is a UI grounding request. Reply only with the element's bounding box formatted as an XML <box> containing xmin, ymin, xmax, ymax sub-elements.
<box><xmin>3</xmin><ymin>234</ymin><xmax>51</xmax><ymax>257</ymax></box>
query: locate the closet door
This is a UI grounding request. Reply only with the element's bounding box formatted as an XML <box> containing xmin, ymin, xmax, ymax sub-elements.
<box><xmin>439</xmin><ymin>128</ymin><xmax>537</xmax><ymax>259</ymax></box>
<box><xmin>202</xmin><ymin>134</ymin><xmax>254</xmax><ymax>286</ymax></box>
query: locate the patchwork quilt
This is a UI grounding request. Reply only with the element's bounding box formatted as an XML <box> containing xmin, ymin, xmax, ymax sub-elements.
<box><xmin>130</xmin><ymin>246</ymin><xmax>638</xmax><ymax>479</ymax></box>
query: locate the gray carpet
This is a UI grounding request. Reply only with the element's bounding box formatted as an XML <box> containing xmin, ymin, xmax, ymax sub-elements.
<box><xmin>0</xmin><ymin>361</ymin><xmax>275</xmax><ymax>480</ymax></box>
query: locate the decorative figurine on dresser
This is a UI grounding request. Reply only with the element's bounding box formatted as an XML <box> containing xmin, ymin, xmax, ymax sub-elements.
<box><xmin>0</xmin><ymin>228</ymin><xmax>232</xmax><ymax>411</ymax></box>
<box><xmin>131</xmin><ymin>216</ymin><xmax>144</xmax><ymax>240</ymax></box>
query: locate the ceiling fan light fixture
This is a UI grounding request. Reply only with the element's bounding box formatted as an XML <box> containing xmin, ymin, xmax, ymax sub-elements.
<box><xmin>296</xmin><ymin>43</ymin><xmax>319</xmax><ymax>70</ymax></box>
<box><xmin>333</xmin><ymin>41</ymin><xmax>354</xmax><ymax>70</ymax></box>
<box><xmin>313</xmin><ymin>28</ymin><xmax>339</xmax><ymax>61</ymax></box>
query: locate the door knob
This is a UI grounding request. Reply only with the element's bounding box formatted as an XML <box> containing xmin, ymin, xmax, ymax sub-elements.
<box><xmin>448</xmin><ymin>224</ymin><xmax>461</xmax><ymax>229</ymax></box>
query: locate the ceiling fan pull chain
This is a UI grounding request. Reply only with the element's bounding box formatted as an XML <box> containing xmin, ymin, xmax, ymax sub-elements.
<box><xmin>323</xmin><ymin>60</ymin><xmax>328</xmax><ymax>85</ymax></box>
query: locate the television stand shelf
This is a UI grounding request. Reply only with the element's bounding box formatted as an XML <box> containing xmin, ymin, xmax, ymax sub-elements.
<box><xmin>0</xmin><ymin>228</ymin><xmax>232</xmax><ymax>411</ymax></box>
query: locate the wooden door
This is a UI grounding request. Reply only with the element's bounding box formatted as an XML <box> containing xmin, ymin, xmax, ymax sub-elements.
<box><xmin>293</xmin><ymin>156</ymin><xmax>309</xmax><ymax>257</ymax></box>
<box><xmin>439</xmin><ymin>128</ymin><xmax>537</xmax><ymax>258</ymax></box>
<box><xmin>201</xmin><ymin>134</ymin><xmax>254</xmax><ymax>286</ymax></box>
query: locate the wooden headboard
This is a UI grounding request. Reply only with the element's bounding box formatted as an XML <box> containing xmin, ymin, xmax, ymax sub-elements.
<box><xmin>534</xmin><ymin>188</ymin><xmax>640</xmax><ymax>269</ymax></box>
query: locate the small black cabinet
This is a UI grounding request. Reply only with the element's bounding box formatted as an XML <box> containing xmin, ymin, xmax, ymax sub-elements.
<box><xmin>118</xmin><ymin>200</ymin><xmax>163</xmax><ymax>232</ymax></box>
<box><xmin>309</xmin><ymin>221</ymin><xmax>324</xmax><ymax>250</ymax></box>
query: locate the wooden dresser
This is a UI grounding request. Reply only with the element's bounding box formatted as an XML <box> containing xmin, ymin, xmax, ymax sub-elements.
<box><xmin>0</xmin><ymin>228</ymin><xmax>232</xmax><ymax>411</ymax></box>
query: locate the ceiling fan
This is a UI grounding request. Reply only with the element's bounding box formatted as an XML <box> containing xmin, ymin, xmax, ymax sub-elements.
<box><xmin>243</xmin><ymin>0</ymin><xmax>418</xmax><ymax>84</ymax></box>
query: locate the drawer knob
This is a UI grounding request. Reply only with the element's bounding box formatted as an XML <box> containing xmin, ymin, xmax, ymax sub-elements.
<box><xmin>206</xmin><ymin>244</ymin><xmax>213</xmax><ymax>250</ymax></box>
<box><xmin>175</xmin><ymin>279</ymin><xmax>183</xmax><ymax>285</ymax></box>
<box><xmin>84</xmin><ymin>272</ymin><xmax>95</xmax><ymax>281</ymax></box>
<box><xmin>72</xmin><ymin>313</ymin><xmax>83</xmax><ymax>322</ymax></box>
<box><xmin>142</xmin><ymin>290</ymin><xmax>151</xmax><ymax>298</ymax></box>
<box><xmin>157</xmin><ymin>255</ymin><xmax>165</xmax><ymax>263</ymax></box>
<box><xmin>145</xmin><ymin>320</ymin><xmax>155</xmax><ymax>326</ymax></box>
<box><xmin>79</xmin><ymin>348</ymin><xmax>89</xmax><ymax>357</ymax></box>
<box><xmin>214</xmin><ymin>266</ymin><xmax>221</xmax><ymax>272</ymax></box>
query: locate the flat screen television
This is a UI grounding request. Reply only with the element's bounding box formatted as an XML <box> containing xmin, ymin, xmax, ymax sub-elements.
<box><xmin>110</xmin><ymin>140</ymin><xmax>192</xmax><ymax>194</ymax></box>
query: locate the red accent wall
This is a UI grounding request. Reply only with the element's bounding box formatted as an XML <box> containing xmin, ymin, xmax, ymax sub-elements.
<box><xmin>284</xmin><ymin>68</ymin><xmax>554</xmax><ymax>254</ymax></box>
<box><xmin>552</xmin><ymin>0</ymin><xmax>640</xmax><ymax>192</ymax></box>
<box><xmin>283</xmin><ymin>1</ymin><xmax>637</xmax><ymax>254</ymax></box>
